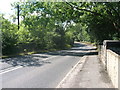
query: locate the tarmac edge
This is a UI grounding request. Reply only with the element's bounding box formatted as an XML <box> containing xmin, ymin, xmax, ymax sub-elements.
<box><xmin>56</xmin><ymin>55</ymin><xmax>88</xmax><ymax>88</ymax></box>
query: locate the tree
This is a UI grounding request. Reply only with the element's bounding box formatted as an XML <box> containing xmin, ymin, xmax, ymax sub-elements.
<box><xmin>2</xmin><ymin>2</ymin><xmax>120</xmax><ymax>55</ymax></box>
<box><xmin>1</xmin><ymin>15</ymin><xmax>18</xmax><ymax>54</ymax></box>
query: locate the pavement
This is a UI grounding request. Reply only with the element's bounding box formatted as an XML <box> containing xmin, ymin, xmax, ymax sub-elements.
<box><xmin>57</xmin><ymin>51</ymin><xmax>114</xmax><ymax>88</ymax></box>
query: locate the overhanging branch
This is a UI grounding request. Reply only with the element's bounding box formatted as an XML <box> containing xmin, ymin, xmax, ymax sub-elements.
<box><xmin>65</xmin><ymin>2</ymin><xmax>103</xmax><ymax>17</ymax></box>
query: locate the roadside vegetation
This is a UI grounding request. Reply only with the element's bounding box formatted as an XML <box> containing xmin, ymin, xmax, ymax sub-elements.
<box><xmin>1</xmin><ymin>2</ymin><xmax>120</xmax><ymax>56</ymax></box>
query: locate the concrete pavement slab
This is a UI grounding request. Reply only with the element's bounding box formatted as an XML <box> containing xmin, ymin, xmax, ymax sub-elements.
<box><xmin>57</xmin><ymin>55</ymin><xmax>114</xmax><ymax>88</ymax></box>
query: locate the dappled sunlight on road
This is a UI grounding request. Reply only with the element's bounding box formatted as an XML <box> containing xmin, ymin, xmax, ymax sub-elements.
<box><xmin>1</xmin><ymin>42</ymin><xmax>97</xmax><ymax>68</ymax></box>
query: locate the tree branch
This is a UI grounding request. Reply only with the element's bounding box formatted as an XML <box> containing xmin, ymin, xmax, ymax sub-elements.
<box><xmin>65</xmin><ymin>2</ymin><xmax>103</xmax><ymax>17</ymax></box>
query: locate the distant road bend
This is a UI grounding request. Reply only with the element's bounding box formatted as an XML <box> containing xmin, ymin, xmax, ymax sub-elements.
<box><xmin>1</xmin><ymin>42</ymin><xmax>95</xmax><ymax>88</ymax></box>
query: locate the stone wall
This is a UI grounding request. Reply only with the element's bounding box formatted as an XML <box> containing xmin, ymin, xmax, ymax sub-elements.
<box><xmin>99</xmin><ymin>40</ymin><xmax>120</xmax><ymax>89</ymax></box>
<box><xmin>99</xmin><ymin>46</ymin><xmax>120</xmax><ymax>89</ymax></box>
<box><xmin>106</xmin><ymin>49</ymin><xmax>120</xmax><ymax>88</ymax></box>
<box><xmin>98</xmin><ymin>45</ymin><xmax>106</xmax><ymax>67</ymax></box>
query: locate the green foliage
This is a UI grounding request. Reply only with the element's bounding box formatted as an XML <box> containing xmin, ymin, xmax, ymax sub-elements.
<box><xmin>2</xmin><ymin>2</ymin><xmax>120</xmax><ymax>55</ymax></box>
<box><xmin>1</xmin><ymin>16</ymin><xmax>18</xmax><ymax>54</ymax></box>
<box><xmin>79</xmin><ymin>2</ymin><xmax>120</xmax><ymax>44</ymax></box>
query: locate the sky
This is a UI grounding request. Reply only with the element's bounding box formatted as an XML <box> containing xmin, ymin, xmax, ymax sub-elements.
<box><xmin>0</xmin><ymin>0</ymin><xmax>20</xmax><ymax>19</ymax></box>
<box><xmin>0</xmin><ymin>0</ymin><xmax>119</xmax><ymax>19</ymax></box>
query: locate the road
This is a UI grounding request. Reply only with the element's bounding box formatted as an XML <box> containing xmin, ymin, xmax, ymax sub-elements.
<box><xmin>1</xmin><ymin>42</ymin><xmax>94</xmax><ymax>88</ymax></box>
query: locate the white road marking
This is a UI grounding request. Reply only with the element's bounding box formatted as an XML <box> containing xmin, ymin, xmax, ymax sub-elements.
<box><xmin>0</xmin><ymin>66</ymin><xmax>22</xmax><ymax>74</ymax></box>
<box><xmin>56</xmin><ymin>56</ymin><xmax>88</xmax><ymax>88</ymax></box>
<box><xmin>0</xmin><ymin>56</ymin><xmax>57</xmax><ymax>74</ymax></box>
<box><xmin>42</xmin><ymin>56</ymin><xmax>57</xmax><ymax>61</ymax></box>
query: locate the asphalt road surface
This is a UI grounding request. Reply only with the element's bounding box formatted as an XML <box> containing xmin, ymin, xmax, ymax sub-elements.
<box><xmin>1</xmin><ymin>42</ymin><xmax>94</xmax><ymax>88</ymax></box>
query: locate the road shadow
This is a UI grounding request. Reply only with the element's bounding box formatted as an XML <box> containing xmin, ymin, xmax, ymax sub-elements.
<box><xmin>1</xmin><ymin>54</ymin><xmax>51</xmax><ymax>67</ymax></box>
<box><xmin>70</xmin><ymin>48</ymin><xmax>97</xmax><ymax>51</ymax></box>
<box><xmin>46</xmin><ymin>49</ymin><xmax>98</xmax><ymax>57</ymax></box>
<box><xmin>1</xmin><ymin>43</ymin><xmax>97</xmax><ymax>67</ymax></box>
<box><xmin>73</xmin><ymin>43</ymin><xmax>87</xmax><ymax>47</ymax></box>
<box><xmin>86</xmin><ymin>51</ymin><xmax>98</xmax><ymax>55</ymax></box>
<box><xmin>46</xmin><ymin>43</ymin><xmax>97</xmax><ymax>56</ymax></box>
<box><xmin>46</xmin><ymin>50</ymin><xmax>87</xmax><ymax>57</ymax></box>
